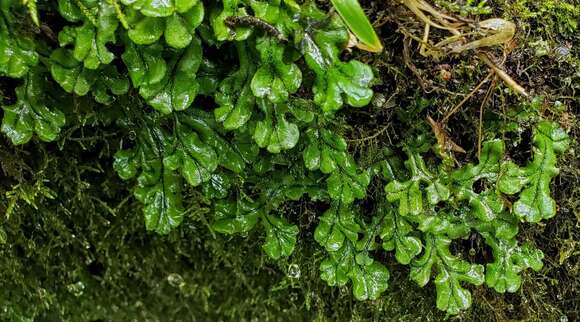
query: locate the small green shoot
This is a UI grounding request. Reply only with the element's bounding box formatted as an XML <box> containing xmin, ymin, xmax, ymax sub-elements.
<box><xmin>330</xmin><ymin>0</ymin><xmax>383</xmax><ymax>52</ymax></box>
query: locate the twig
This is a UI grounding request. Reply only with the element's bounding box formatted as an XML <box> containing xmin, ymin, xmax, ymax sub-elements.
<box><xmin>478</xmin><ymin>76</ymin><xmax>496</xmax><ymax>158</ymax></box>
<box><xmin>403</xmin><ymin>0</ymin><xmax>457</xmax><ymax>31</ymax></box>
<box><xmin>402</xmin><ymin>36</ymin><xmax>428</xmax><ymax>91</ymax></box>
<box><xmin>442</xmin><ymin>72</ymin><xmax>493</xmax><ymax>123</ymax></box>
<box><xmin>347</xmin><ymin>125</ymin><xmax>390</xmax><ymax>143</ymax></box>
<box><xmin>477</xmin><ymin>52</ymin><xmax>529</xmax><ymax>97</ymax></box>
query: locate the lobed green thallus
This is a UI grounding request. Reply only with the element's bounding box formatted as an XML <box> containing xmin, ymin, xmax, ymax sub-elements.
<box><xmin>0</xmin><ymin>0</ymin><xmax>569</xmax><ymax>315</ymax></box>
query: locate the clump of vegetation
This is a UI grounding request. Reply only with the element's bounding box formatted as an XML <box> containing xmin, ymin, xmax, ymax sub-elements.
<box><xmin>0</xmin><ymin>0</ymin><xmax>577</xmax><ymax>320</ymax></box>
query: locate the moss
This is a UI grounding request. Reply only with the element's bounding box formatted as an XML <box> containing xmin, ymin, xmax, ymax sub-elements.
<box><xmin>506</xmin><ymin>0</ymin><xmax>579</xmax><ymax>36</ymax></box>
<box><xmin>0</xmin><ymin>0</ymin><xmax>578</xmax><ymax>321</ymax></box>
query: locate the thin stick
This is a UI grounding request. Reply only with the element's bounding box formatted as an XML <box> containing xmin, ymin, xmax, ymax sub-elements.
<box><xmin>403</xmin><ymin>0</ymin><xmax>455</xmax><ymax>30</ymax></box>
<box><xmin>478</xmin><ymin>77</ymin><xmax>496</xmax><ymax>158</ymax></box>
<box><xmin>403</xmin><ymin>37</ymin><xmax>428</xmax><ymax>91</ymax></box>
<box><xmin>415</xmin><ymin>0</ymin><xmax>459</xmax><ymax>23</ymax></box>
<box><xmin>477</xmin><ymin>52</ymin><xmax>529</xmax><ymax>97</ymax></box>
<box><xmin>347</xmin><ymin>125</ymin><xmax>390</xmax><ymax>143</ymax></box>
<box><xmin>419</xmin><ymin>23</ymin><xmax>430</xmax><ymax>56</ymax></box>
<box><xmin>442</xmin><ymin>72</ymin><xmax>493</xmax><ymax>123</ymax></box>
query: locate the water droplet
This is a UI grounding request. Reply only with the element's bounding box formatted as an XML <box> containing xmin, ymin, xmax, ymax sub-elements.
<box><xmin>167</xmin><ymin>273</ymin><xmax>185</xmax><ymax>288</ymax></box>
<box><xmin>555</xmin><ymin>46</ymin><xmax>570</xmax><ymax>58</ymax></box>
<box><xmin>67</xmin><ymin>281</ymin><xmax>85</xmax><ymax>297</ymax></box>
<box><xmin>287</xmin><ymin>264</ymin><xmax>301</xmax><ymax>279</ymax></box>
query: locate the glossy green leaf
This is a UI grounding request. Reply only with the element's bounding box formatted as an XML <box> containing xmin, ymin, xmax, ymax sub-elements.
<box><xmin>126</xmin><ymin>2</ymin><xmax>204</xmax><ymax>48</ymax></box>
<box><xmin>50</xmin><ymin>48</ymin><xmax>128</xmax><ymax>103</ymax></box>
<box><xmin>410</xmin><ymin>234</ymin><xmax>484</xmax><ymax>315</ymax></box>
<box><xmin>57</xmin><ymin>0</ymin><xmax>84</xmax><ymax>22</ymax></box>
<box><xmin>319</xmin><ymin>242</ymin><xmax>356</xmax><ymax>287</ymax></box>
<box><xmin>453</xmin><ymin>140</ymin><xmax>504</xmax><ymax>184</ymax></box>
<box><xmin>497</xmin><ymin>161</ymin><xmax>528</xmax><ymax>195</ymax></box>
<box><xmin>113</xmin><ymin>124</ymin><xmax>185</xmax><ymax>234</ymax></box>
<box><xmin>136</xmin><ymin>169</ymin><xmax>184</xmax><ymax>234</ymax></box>
<box><xmin>303</xmin><ymin>127</ymin><xmax>369</xmax><ymax>203</ymax></box>
<box><xmin>165</xmin><ymin>13</ymin><xmax>193</xmax><ymax>48</ymax></box>
<box><xmin>139</xmin><ymin>38</ymin><xmax>202</xmax><ymax>113</ymax></box>
<box><xmin>211</xmin><ymin>0</ymin><xmax>252</xmax><ymax>41</ymax></box>
<box><xmin>329</xmin><ymin>0</ymin><xmax>383</xmax><ymax>52</ymax></box>
<box><xmin>49</xmin><ymin>48</ymin><xmax>97</xmax><ymax>96</ymax></box>
<box><xmin>314</xmin><ymin>58</ymin><xmax>373</xmax><ymax>113</ymax></box>
<box><xmin>181</xmin><ymin>110</ymin><xmax>248</xmax><ymax>173</ymax></box>
<box><xmin>434</xmin><ymin>263</ymin><xmax>484</xmax><ymax>315</ymax></box>
<box><xmin>380</xmin><ymin>205</ymin><xmax>422</xmax><ymax>265</ymax></box>
<box><xmin>121</xmin><ymin>0</ymin><xmax>199</xmax><ymax>17</ymax></box>
<box><xmin>452</xmin><ymin>140</ymin><xmax>506</xmax><ymax>221</ymax></box>
<box><xmin>57</xmin><ymin>1</ymin><xmax>118</xmax><ymax>69</ymax></box>
<box><xmin>128</xmin><ymin>16</ymin><xmax>164</xmax><ymax>44</ymax></box>
<box><xmin>319</xmin><ymin>240</ymin><xmax>389</xmax><ymax>301</ymax></box>
<box><xmin>251</xmin><ymin>37</ymin><xmax>301</xmax><ymax>103</ymax></box>
<box><xmin>350</xmin><ymin>261</ymin><xmax>389</xmax><ymax>301</ymax></box>
<box><xmin>253</xmin><ymin>99</ymin><xmax>299</xmax><ymax>153</ymax></box>
<box><xmin>314</xmin><ymin>203</ymin><xmax>361</xmax><ymax>252</ymax></box>
<box><xmin>385</xmin><ymin>151</ymin><xmax>444</xmax><ymax>217</ymax></box>
<box><xmin>385</xmin><ymin>180</ymin><xmax>423</xmax><ymax>217</ymax></box>
<box><xmin>250</xmin><ymin>0</ymin><xmax>299</xmax><ymax>38</ymax></box>
<box><xmin>213</xmin><ymin>197</ymin><xmax>262</xmax><ymax>234</ymax></box>
<box><xmin>122</xmin><ymin>42</ymin><xmax>167</xmax><ymax>88</ymax></box>
<box><xmin>0</xmin><ymin>6</ymin><xmax>38</xmax><ymax>78</ymax></box>
<box><xmin>327</xmin><ymin>168</ymin><xmax>370</xmax><ymax>204</ymax></box>
<box><xmin>1</xmin><ymin>70</ymin><xmax>66</xmax><ymax>144</ymax></box>
<box><xmin>299</xmin><ymin>17</ymin><xmax>374</xmax><ymax>113</ymax></box>
<box><xmin>214</xmin><ymin>42</ymin><xmax>255</xmax><ymax>129</ymax></box>
<box><xmin>0</xmin><ymin>1</ymin><xmax>570</xmax><ymax>317</ymax></box>
<box><xmin>287</xmin><ymin>98</ymin><xmax>316</xmax><ymax>123</ymax></box>
<box><xmin>261</xmin><ymin>214</ymin><xmax>299</xmax><ymax>259</ymax></box>
<box><xmin>114</xmin><ymin>149</ymin><xmax>140</xmax><ymax>181</ymax></box>
<box><xmin>513</xmin><ymin>122</ymin><xmax>569</xmax><ymax>222</ymax></box>
<box><xmin>482</xmin><ymin>233</ymin><xmax>543</xmax><ymax>293</ymax></box>
<box><xmin>303</xmin><ymin>128</ymin><xmax>348</xmax><ymax>173</ymax></box>
<box><xmin>163</xmin><ymin>122</ymin><xmax>218</xmax><ymax>187</ymax></box>
<box><xmin>259</xmin><ymin>170</ymin><xmax>327</xmax><ymax>206</ymax></box>
<box><xmin>202</xmin><ymin>172</ymin><xmax>233</xmax><ymax>199</ymax></box>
